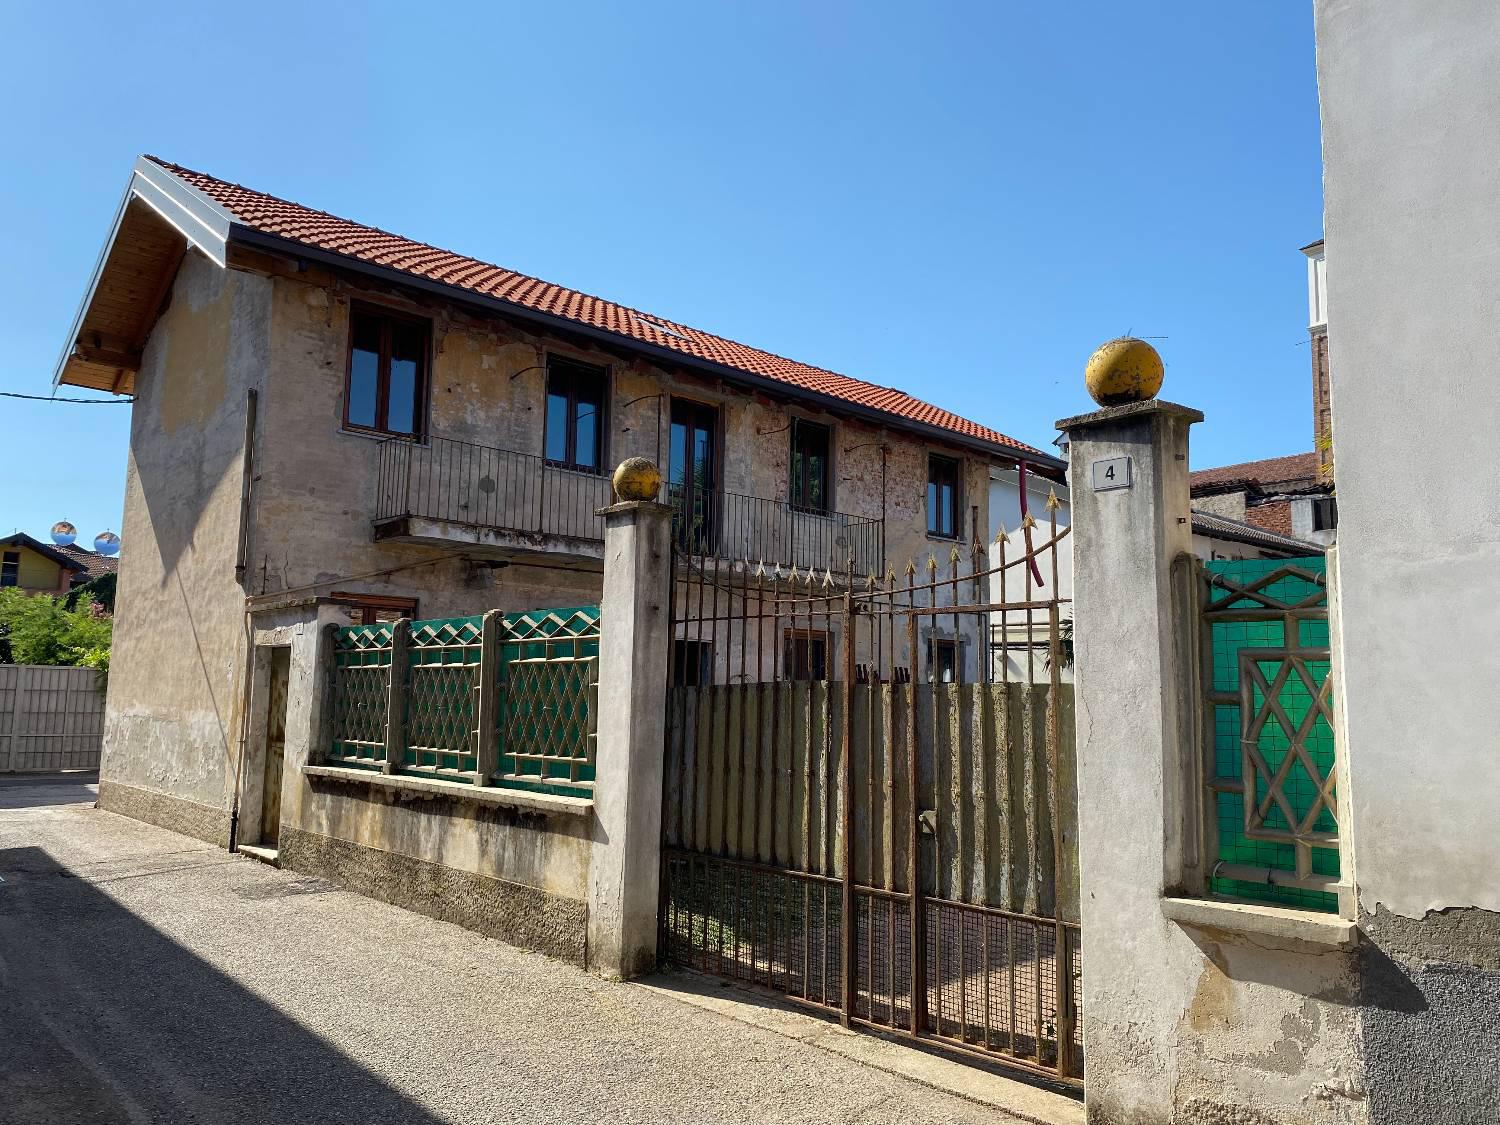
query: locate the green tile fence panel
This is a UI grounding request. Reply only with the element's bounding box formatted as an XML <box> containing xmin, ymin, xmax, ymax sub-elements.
<box><xmin>493</xmin><ymin>606</ymin><xmax>601</xmax><ymax>798</ymax></box>
<box><xmin>1202</xmin><ymin>556</ymin><xmax>1340</xmax><ymax>913</ymax></box>
<box><xmin>404</xmin><ymin>615</ymin><xmax>484</xmax><ymax>780</ymax></box>
<box><xmin>330</xmin><ymin>622</ymin><xmax>394</xmax><ymax>770</ymax></box>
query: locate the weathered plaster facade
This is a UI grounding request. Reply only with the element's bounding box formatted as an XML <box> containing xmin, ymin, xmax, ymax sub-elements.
<box><xmin>1063</xmin><ymin>401</ymin><xmax>1365</xmax><ymax>1125</ymax></box>
<box><xmin>94</xmin><ymin>233</ymin><xmax>1022</xmax><ymax>965</ymax></box>
<box><xmin>1316</xmin><ymin>1</ymin><xmax>1500</xmax><ymax>1120</ymax></box>
<box><xmin>99</xmin><ymin>251</ymin><xmax>271</xmax><ymax>835</ymax></box>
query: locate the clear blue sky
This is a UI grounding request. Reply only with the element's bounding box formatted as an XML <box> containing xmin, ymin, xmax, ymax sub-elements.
<box><xmin>0</xmin><ymin>1</ymin><xmax>1322</xmax><ymax>549</ymax></box>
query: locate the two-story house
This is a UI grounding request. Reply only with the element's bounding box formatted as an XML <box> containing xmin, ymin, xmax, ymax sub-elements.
<box><xmin>0</xmin><ymin>533</ymin><xmax>88</xmax><ymax>595</ymax></box>
<box><xmin>54</xmin><ymin>156</ymin><xmax>1063</xmax><ymax>853</ymax></box>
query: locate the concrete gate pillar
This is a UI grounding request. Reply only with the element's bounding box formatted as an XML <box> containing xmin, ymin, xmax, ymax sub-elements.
<box><xmin>587</xmin><ymin>487</ymin><xmax>674</xmax><ymax>980</ymax></box>
<box><xmin>1058</xmin><ymin>399</ymin><xmax>1203</xmax><ymax>1122</ymax></box>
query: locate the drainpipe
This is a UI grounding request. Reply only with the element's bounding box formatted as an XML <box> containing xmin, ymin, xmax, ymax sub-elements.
<box><xmin>229</xmin><ymin>388</ymin><xmax>258</xmax><ymax>852</ymax></box>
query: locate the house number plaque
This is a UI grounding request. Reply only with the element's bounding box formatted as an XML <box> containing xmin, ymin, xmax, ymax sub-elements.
<box><xmin>1091</xmin><ymin>456</ymin><xmax>1132</xmax><ymax>492</ymax></box>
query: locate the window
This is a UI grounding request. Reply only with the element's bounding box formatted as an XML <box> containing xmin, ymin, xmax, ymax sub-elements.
<box><xmin>1312</xmin><ymin>496</ymin><xmax>1338</xmax><ymax>532</ymax></box>
<box><xmin>331</xmin><ymin>592</ymin><xmax>418</xmax><ymax>626</ymax></box>
<box><xmin>783</xmin><ymin>629</ymin><xmax>828</xmax><ymax>681</ymax></box>
<box><xmin>345</xmin><ymin>305</ymin><xmax>430</xmax><ymax>438</ymax></box>
<box><xmin>672</xmin><ymin>640</ymin><xmax>714</xmax><ymax>686</ymax></box>
<box><xmin>545</xmin><ymin>357</ymin><xmax>608</xmax><ymax>472</ymax></box>
<box><xmin>927</xmin><ymin>454</ymin><xmax>961</xmax><ymax>539</ymax></box>
<box><xmin>1</xmin><ymin>551</ymin><xmax>17</xmax><ymax>588</ymax></box>
<box><xmin>929</xmin><ymin>638</ymin><xmax>959</xmax><ymax>683</ymax></box>
<box><xmin>790</xmin><ymin>420</ymin><xmax>831</xmax><ymax>513</ymax></box>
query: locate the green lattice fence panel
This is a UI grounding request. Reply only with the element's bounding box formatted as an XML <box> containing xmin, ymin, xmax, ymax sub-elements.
<box><xmin>329</xmin><ymin>622</ymin><xmax>393</xmax><ymax>769</ymax></box>
<box><xmin>494</xmin><ymin>606</ymin><xmax>600</xmax><ymax>798</ymax></box>
<box><xmin>405</xmin><ymin>615</ymin><xmax>484</xmax><ymax>779</ymax></box>
<box><xmin>1203</xmin><ymin>556</ymin><xmax>1339</xmax><ymax>912</ymax></box>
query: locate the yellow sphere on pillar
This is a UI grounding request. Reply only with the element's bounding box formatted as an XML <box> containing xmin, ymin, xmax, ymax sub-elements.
<box><xmin>1084</xmin><ymin>337</ymin><xmax>1164</xmax><ymax>407</ymax></box>
<box><xmin>611</xmin><ymin>456</ymin><xmax>663</xmax><ymax>502</ymax></box>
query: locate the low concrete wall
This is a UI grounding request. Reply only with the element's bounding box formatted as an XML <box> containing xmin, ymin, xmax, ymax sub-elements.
<box><xmin>248</xmin><ymin>604</ymin><xmax>596</xmax><ymax>964</ymax></box>
<box><xmin>96</xmin><ymin>778</ymin><xmax>231</xmax><ymax>847</ymax></box>
<box><xmin>281</xmin><ymin>820</ymin><xmax>588</xmax><ymax>965</ymax></box>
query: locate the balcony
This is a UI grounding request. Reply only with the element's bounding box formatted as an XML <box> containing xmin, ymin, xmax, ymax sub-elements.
<box><xmin>374</xmin><ymin>436</ymin><xmax>883</xmax><ymax>575</ymax></box>
<box><xmin>375</xmin><ymin>436</ymin><xmax>613</xmax><ymax>560</ymax></box>
<box><xmin>670</xmin><ymin>487</ymin><xmax>884</xmax><ymax>577</ymax></box>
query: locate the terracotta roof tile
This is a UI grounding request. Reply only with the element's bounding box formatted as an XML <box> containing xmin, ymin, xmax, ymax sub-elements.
<box><xmin>1190</xmin><ymin>451</ymin><xmax>1322</xmax><ymax>490</ymax></box>
<box><xmin>146</xmin><ymin>156</ymin><xmax>1044</xmax><ymax>458</ymax></box>
<box><xmin>54</xmin><ymin>543</ymin><xmax>119</xmax><ymax>581</ymax></box>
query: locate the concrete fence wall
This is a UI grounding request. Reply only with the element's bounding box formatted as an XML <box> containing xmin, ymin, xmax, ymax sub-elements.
<box><xmin>0</xmin><ymin>664</ymin><xmax>106</xmax><ymax>773</ymax></box>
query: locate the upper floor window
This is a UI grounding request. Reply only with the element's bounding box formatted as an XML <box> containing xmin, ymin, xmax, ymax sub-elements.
<box><xmin>790</xmin><ymin>420</ymin><xmax>831</xmax><ymax>513</ymax></box>
<box><xmin>545</xmin><ymin>357</ymin><xmax>607</xmax><ymax>473</ymax></box>
<box><xmin>346</xmin><ymin>305</ymin><xmax>429</xmax><ymax>438</ymax></box>
<box><xmin>1</xmin><ymin>551</ymin><xmax>18</xmax><ymax>587</ymax></box>
<box><xmin>927</xmin><ymin>454</ymin><xmax>961</xmax><ymax>539</ymax></box>
<box><xmin>1312</xmin><ymin>496</ymin><xmax>1338</xmax><ymax>532</ymax></box>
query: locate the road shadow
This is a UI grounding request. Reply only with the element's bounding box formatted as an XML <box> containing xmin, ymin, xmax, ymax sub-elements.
<box><xmin>0</xmin><ymin>776</ymin><xmax>99</xmax><ymax>810</ymax></box>
<box><xmin>0</xmin><ymin>845</ymin><xmax>443</xmax><ymax>1125</ymax></box>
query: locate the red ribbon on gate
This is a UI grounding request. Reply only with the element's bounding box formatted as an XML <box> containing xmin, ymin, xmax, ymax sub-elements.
<box><xmin>1017</xmin><ymin>459</ymin><xmax>1045</xmax><ymax>588</ymax></box>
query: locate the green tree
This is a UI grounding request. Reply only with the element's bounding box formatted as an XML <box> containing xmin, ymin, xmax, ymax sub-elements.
<box><xmin>0</xmin><ymin>589</ymin><xmax>112</xmax><ymax>677</ymax></box>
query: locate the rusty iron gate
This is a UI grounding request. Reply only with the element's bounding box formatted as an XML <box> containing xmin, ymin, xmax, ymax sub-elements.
<box><xmin>659</xmin><ymin>507</ymin><xmax>1082</xmax><ymax>1086</ymax></box>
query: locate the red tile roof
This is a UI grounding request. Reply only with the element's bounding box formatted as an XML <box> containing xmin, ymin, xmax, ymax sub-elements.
<box><xmin>146</xmin><ymin>156</ymin><xmax>1044</xmax><ymax>459</ymax></box>
<box><xmin>54</xmin><ymin>542</ymin><xmax>119</xmax><ymax>581</ymax></box>
<box><xmin>1190</xmin><ymin>451</ymin><xmax>1322</xmax><ymax>490</ymax></box>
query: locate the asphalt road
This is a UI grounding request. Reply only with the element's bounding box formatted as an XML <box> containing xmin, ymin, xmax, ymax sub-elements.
<box><xmin>0</xmin><ymin>778</ymin><xmax>1058</xmax><ymax>1125</ymax></box>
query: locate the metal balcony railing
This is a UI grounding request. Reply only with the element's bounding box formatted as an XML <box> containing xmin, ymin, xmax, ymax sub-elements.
<box><xmin>374</xmin><ymin>436</ymin><xmax>883</xmax><ymax>574</ymax></box>
<box><xmin>669</xmin><ymin>486</ymin><xmax>884</xmax><ymax>576</ymax></box>
<box><xmin>376</xmin><ymin>436</ymin><xmax>613</xmax><ymax>543</ymax></box>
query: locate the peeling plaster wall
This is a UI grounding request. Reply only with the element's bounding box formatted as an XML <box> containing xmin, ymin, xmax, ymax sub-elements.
<box><xmin>246</xmin><ymin>257</ymin><xmax>996</xmax><ymax>661</ymax></box>
<box><xmin>103</xmin><ymin>244</ymin><xmax>1007</xmax><ymax>954</ymax></box>
<box><xmin>1316</xmin><ymin>3</ymin><xmax>1500</xmax><ymax>1120</ymax></box>
<box><xmin>1068</xmin><ymin>406</ymin><xmax>1365</xmax><ymax>1125</ymax></box>
<box><xmin>99</xmin><ymin>250</ymin><xmax>270</xmax><ymax>831</ymax></box>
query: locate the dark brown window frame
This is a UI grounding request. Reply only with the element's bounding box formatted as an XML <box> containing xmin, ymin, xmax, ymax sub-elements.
<box><xmin>668</xmin><ymin>395</ymin><xmax>723</xmax><ymax>554</ymax></box>
<box><xmin>672</xmin><ymin>639</ymin><xmax>714</xmax><ymax>687</ymax></box>
<box><xmin>330</xmin><ymin>591</ymin><xmax>419</xmax><ymax>626</ymax></box>
<box><xmin>926</xmin><ymin>453</ymin><xmax>962</xmax><ymax>540</ymax></box>
<box><xmin>0</xmin><ymin>550</ymin><xmax>18</xmax><ymax>588</ymax></box>
<box><xmin>1311</xmin><ymin>496</ymin><xmax>1338</xmax><ymax>532</ymax></box>
<box><xmin>342</xmin><ymin>302</ymin><xmax>432</xmax><ymax>439</ymax></box>
<box><xmin>789</xmin><ymin>418</ymin><xmax>833</xmax><ymax>514</ymax></box>
<box><xmin>783</xmin><ymin>627</ymin><xmax>830</xmax><ymax>682</ymax></box>
<box><xmin>544</xmin><ymin>354</ymin><xmax>610</xmax><ymax>474</ymax></box>
<box><xmin>928</xmin><ymin>636</ymin><xmax>960</xmax><ymax>683</ymax></box>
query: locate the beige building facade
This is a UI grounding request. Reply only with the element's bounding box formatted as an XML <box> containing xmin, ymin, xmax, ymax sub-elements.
<box><xmin>55</xmin><ymin>156</ymin><xmax>1058</xmax><ymax>960</ymax></box>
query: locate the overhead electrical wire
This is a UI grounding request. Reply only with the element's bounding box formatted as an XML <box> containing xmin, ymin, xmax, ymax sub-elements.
<box><xmin>1</xmin><ymin>391</ymin><xmax>131</xmax><ymax>404</ymax></box>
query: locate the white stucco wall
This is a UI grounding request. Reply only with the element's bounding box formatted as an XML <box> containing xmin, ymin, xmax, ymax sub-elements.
<box><xmin>1317</xmin><ymin>0</ymin><xmax>1500</xmax><ymax>918</ymax></box>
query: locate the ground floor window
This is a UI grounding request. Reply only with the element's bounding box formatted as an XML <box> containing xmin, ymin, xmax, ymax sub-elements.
<box><xmin>672</xmin><ymin>639</ymin><xmax>714</xmax><ymax>686</ymax></box>
<box><xmin>330</xmin><ymin>592</ymin><xmax>418</xmax><ymax>626</ymax></box>
<box><xmin>783</xmin><ymin>628</ymin><xmax>828</xmax><ymax>681</ymax></box>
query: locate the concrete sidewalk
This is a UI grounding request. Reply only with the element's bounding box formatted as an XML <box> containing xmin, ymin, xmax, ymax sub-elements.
<box><xmin>0</xmin><ymin>778</ymin><xmax>1080</xmax><ymax>1124</ymax></box>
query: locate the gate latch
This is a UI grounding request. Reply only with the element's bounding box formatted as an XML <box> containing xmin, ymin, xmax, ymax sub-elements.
<box><xmin>917</xmin><ymin>809</ymin><xmax>937</xmax><ymax>835</ymax></box>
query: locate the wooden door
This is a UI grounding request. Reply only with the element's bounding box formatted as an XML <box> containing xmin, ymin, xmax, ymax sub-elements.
<box><xmin>260</xmin><ymin>648</ymin><xmax>291</xmax><ymax>847</ymax></box>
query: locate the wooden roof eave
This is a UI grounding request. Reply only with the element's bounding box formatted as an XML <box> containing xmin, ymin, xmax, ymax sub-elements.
<box><xmin>53</xmin><ymin>156</ymin><xmax>235</xmax><ymax>395</ymax></box>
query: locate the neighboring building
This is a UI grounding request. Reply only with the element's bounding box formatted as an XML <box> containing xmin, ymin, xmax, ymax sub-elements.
<box><xmin>1189</xmin><ymin>237</ymin><xmax>1338</xmax><ymax>546</ymax></box>
<box><xmin>987</xmin><ymin>469</ymin><xmax>1318</xmax><ymax>680</ymax></box>
<box><xmin>0</xmin><ymin>532</ymin><xmax>90</xmax><ymax>594</ymax></box>
<box><xmin>51</xmin><ymin>155</ymin><xmax>1062</xmax><ymax>861</ymax></box>
<box><xmin>54</xmin><ymin>542</ymin><xmax>120</xmax><ymax>585</ymax></box>
<box><xmin>1315</xmin><ymin>1</ymin><xmax>1500</xmax><ymax>1118</ymax></box>
<box><xmin>1190</xmin><ymin>450</ymin><xmax>1337</xmax><ymax>547</ymax></box>
<box><xmin>1303</xmin><ymin>238</ymin><xmax>1332</xmax><ymax>475</ymax></box>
